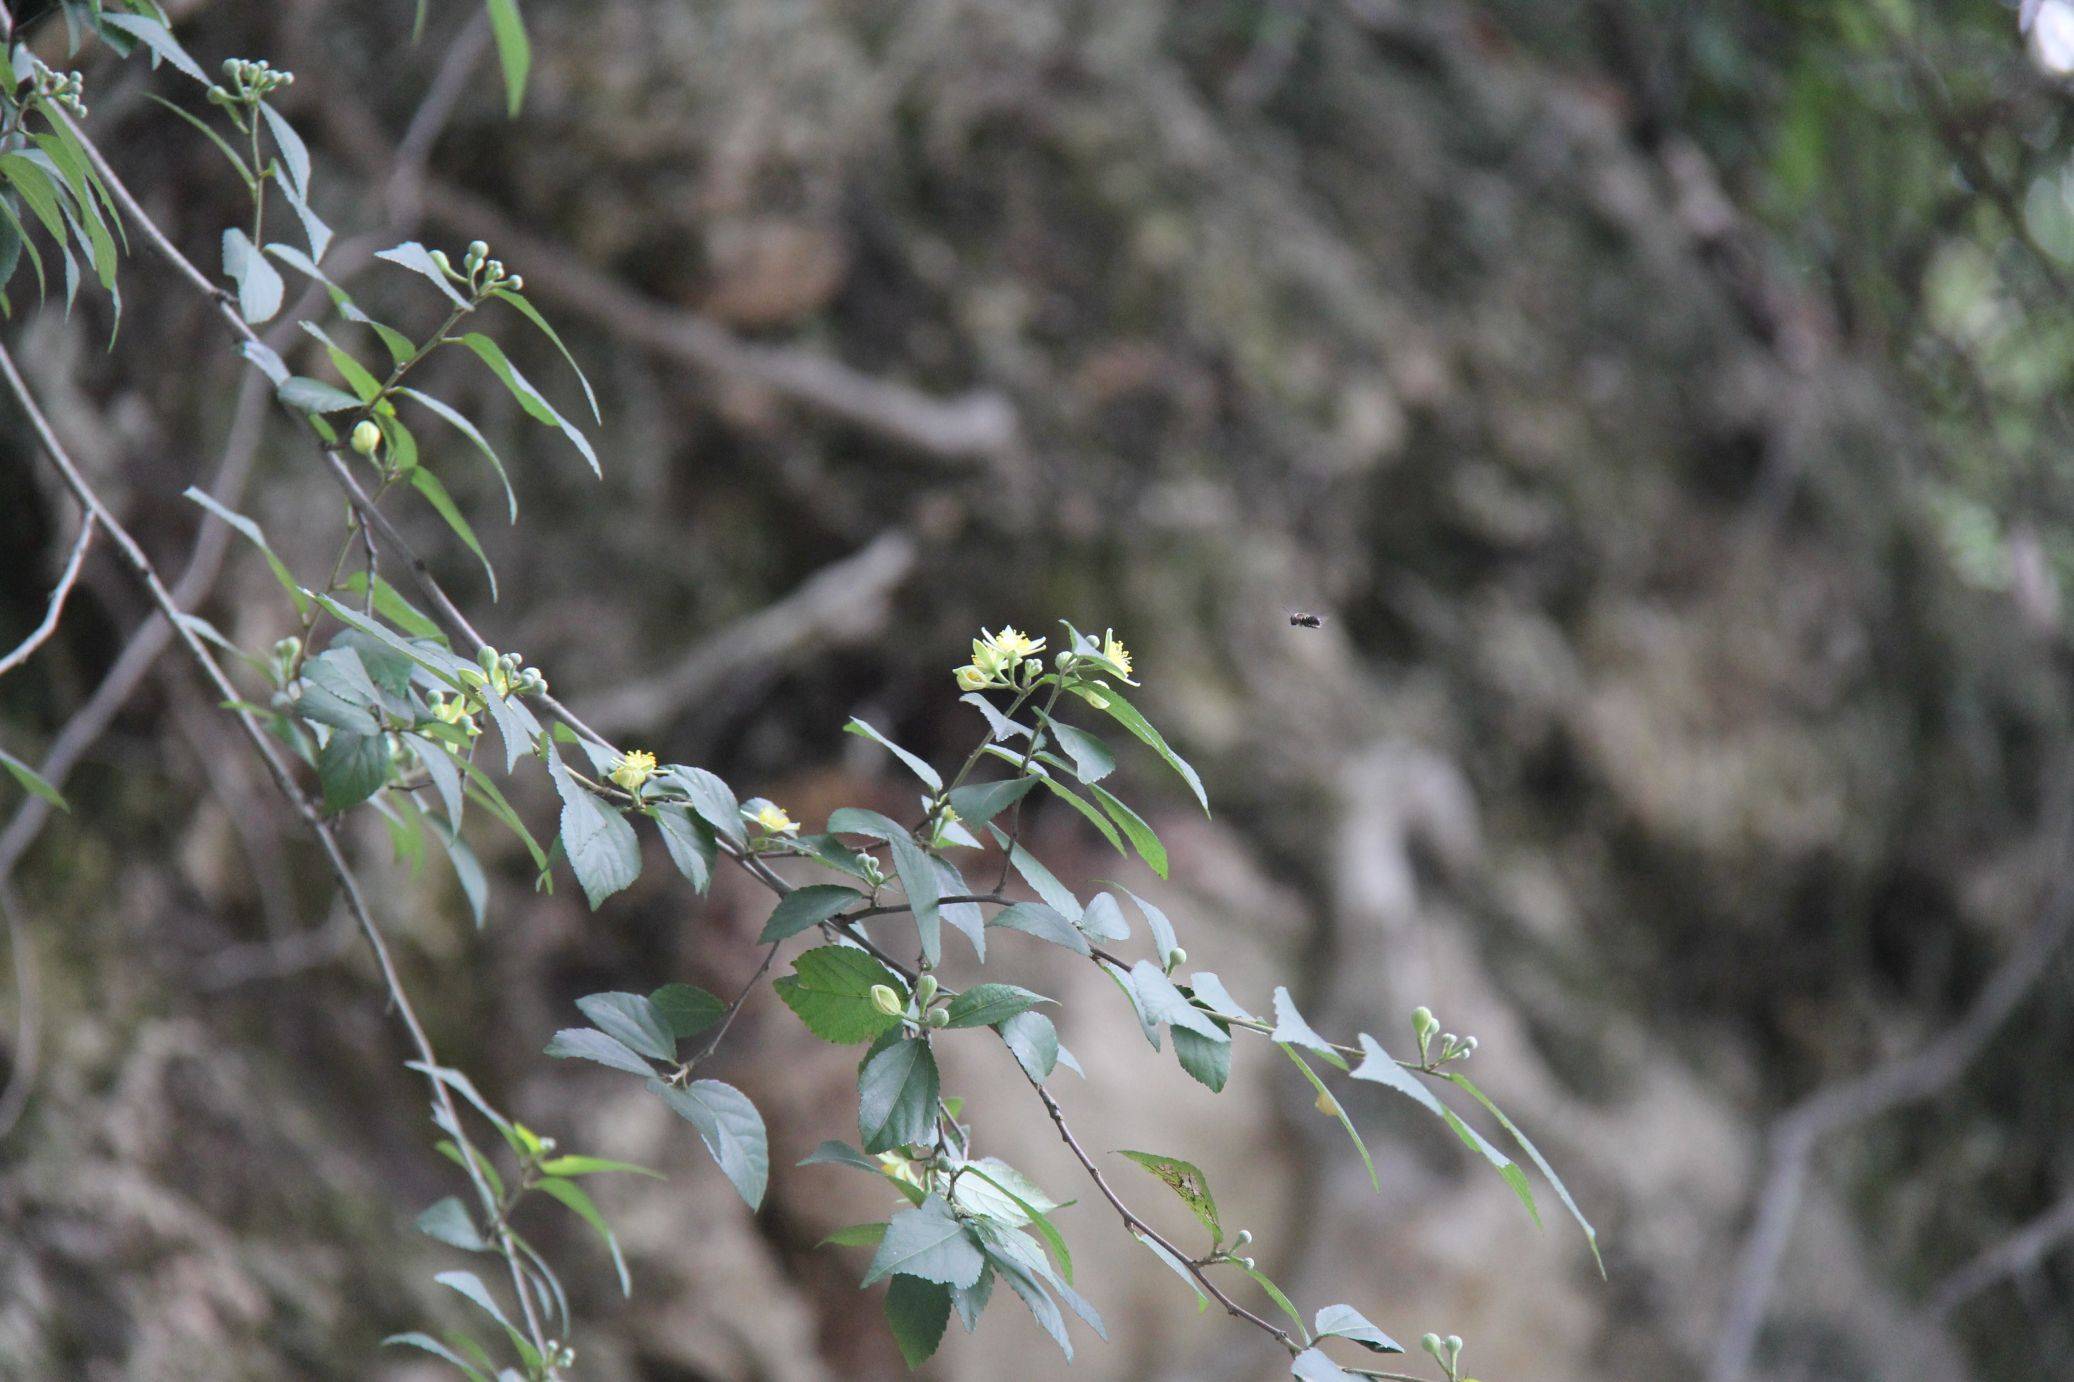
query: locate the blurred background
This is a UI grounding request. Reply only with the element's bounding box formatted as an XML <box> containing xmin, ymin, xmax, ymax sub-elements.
<box><xmin>4</xmin><ymin>0</ymin><xmax>2074</xmax><ymax>1378</ymax></box>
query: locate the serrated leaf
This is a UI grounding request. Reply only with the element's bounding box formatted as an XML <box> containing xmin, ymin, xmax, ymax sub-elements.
<box><xmin>1172</xmin><ymin>1027</ymin><xmax>1231</xmax><ymax>1092</ymax></box>
<box><xmin>649</xmin><ymin>1077</ymin><xmax>769</xmax><ymax>1208</ymax></box>
<box><xmin>759</xmin><ymin>883</ymin><xmax>865</xmax><ymax>942</ymax></box>
<box><xmin>996</xmin><ymin>1010</ymin><xmax>1059</xmax><ymax>1083</ymax></box>
<box><xmin>1070</xmin><ymin>684</ymin><xmax>1208</xmax><ymax>814</ymax></box>
<box><xmin>1271</xmin><ymin>986</ymin><xmax>1349</xmax><ymax>1070</ymax></box>
<box><xmin>98</xmin><ymin>13</ymin><xmax>209</xmax><ymax>83</ymax></box>
<box><xmin>1116</xmin><ymin>1150</ymin><xmax>1220</xmax><ymax>1242</ymax></box>
<box><xmin>863</xmin><ymin>1196</ymin><xmax>985</xmax><ymax>1288</ymax></box>
<box><xmin>317</xmin><ymin>731</ymin><xmax>389</xmax><ymax>812</ymax></box>
<box><xmin>987</xmin><ymin>902</ymin><xmax>1091</xmax><ymax>956</ymax></box>
<box><xmin>945</xmin><ymin>775</ymin><xmax>1038</xmax><ymax>826</ymax></box>
<box><xmin>859</xmin><ymin>1037</ymin><xmax>939</xmax><ymax>1154</ymax></box>
<box><xmin>575</xmin><ymin>991</ymin><xmax>676</xmax><ymax>1061</ymax></box>
<box><xmin>943</xmin><ymin>983</ymin><xmax>1051</xmax><ymax>1029</ymax></box>
<box><xmin>543</xmin><ymin>1027</ymin><xmax>654</xmax><ymax>1077</ymax></box>
<box><xmin>648</xmin><ymin>803</ymin><xmax>715</xmax><ymax>892</ymax></box>
<box><xmin>1041</xmin><ymin>714</ymin><xmax>1115</xmax><ymax>783</ymax></box>
<box><xmin>1312</xmin><ymin>1303</ymin><xmax>1402</xmax><ymax>1353</ymax></box>
<box><xmin>885</xmin><ymin>1274</ymin><xmax>952</xmax><ymax>1369</ymax></box>
<box><xmin>774</xmin><ymin>946</ymin><xmax>906</xmax><ymax>1044</ymax></box>
<box><xmin>1186</xmin><ymin>971</ymin><xmax>1257</xmax><ymax>1023</ymax></box>
<box><xmin>1129</xmin><ymin>961</ymin><xmax>1229</xmax><ymax>1044</ymax></box>
<box><xmin>1119</xmin><ymin>886</ymin><xmax>1180</xmax><ymax>960</ymax></box>
<box><xmin>1091</xmin><ymin>783</ymin><xmax>1166</xmax><ymax>876</ymax></box>
<box><xmin>649</xmin><ymin>983</ymin><xmax>726</xmax><ymax>1038</ymax></box>
<box><xmin>549</xmin><ymin>753</ymin><xmax>640</xmax><ymax>908</ymax></box>
<box><xmin>661</xmin><ymin>764</ymin><xmax>744</xmax><ymax>846</ymax></box>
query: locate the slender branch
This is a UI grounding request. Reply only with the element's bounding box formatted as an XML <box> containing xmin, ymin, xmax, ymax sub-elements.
<box><xmin>0</xmin><ymin>511</ymin><xmax>94</xmax><ymax>678</ymax></box>
<box><xmin>1925</xmin><ymin>1191</ymin><xmax>2074</xmax><ymax>1320</ymax></box>
<box><xmin>0</xmin><ymin>340</ymin><xmax>559</xmax><ymax>1371</ymax></box>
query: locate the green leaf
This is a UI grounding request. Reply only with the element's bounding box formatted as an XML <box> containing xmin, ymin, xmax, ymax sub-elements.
<box><xmin>1070</xmin><ymin>684</ymin><xmax>1208</xmax><ymax>814</ymax></box>
<box><xmin>843</xmin><ymin>717</ymin><xmax>942</xmax><ymax>791</ymax></box>
<box><xmin>858</xmin><ymin>1036</ymin><xmax>939</xmax><ymax>1154</ymax></box>
<box><xmin>1033</xmin><ymin>773</ymin><xmax>1124</xmax><ymax>854</ymax></box>
<box><xmin>543</xmin><ymin>1027</ymin><xmax>654</xmax><ymax>1077</ymax></box>
<box><xmin>407</xmin><ymin>466</ymin><xmax>498</xmax><ymax>599</ymax></box>
<box><xmin>182</xmin><ymin>487</ymin><xmax>311</xmax><ymax>617</ymax></box>
<box><xmin>1350</xmin><ymin>1036</ymin><xmax>1539</xmax><ymax>1226</ymax></box>
<box><xmin>1447</xmin><ymin>1072</ymin><xmax>1603</xmax><ymax>1277</ymax></box>
<box><xmin>97</xmin><ymin>12</ymin><xmax>209</xmax><ymax>83</ymax></box>
<box><xmin>1040</xmin><ymin>714</ymin><xmax>1115</xmax><ymax>783</ymax></box>
<box><xmin>295</xmin><ymin>647</ymin><xmax>383</xmax><ymax>735</ymax></box>
<box><xmin>661</xmin><ymin>765</ymin><xmax>744</xmax><ymax>846</ymax></box>
<box><xmin>1271</xmin><ymin>986</ymin><xmax>1349</xmax><ymax>1071</ymax></box>
<box><xmin>537</xmin><ymin>1154</ymin><xmax>663</xmax><ymax>1179</ymax></box>
<box><xmin>536</xmin><ymin>1175</ymin><xmax>632</xmax><ymax>1296</ymax></box>
<box><xmin>943</xmin><ymin>983</ymin><xmax>1051</xmax><ymax>1029</ymax></box>
<box><xmin>220</xmin><ymin>227</ymin><xmax>282</xmax><ymax>323</ymax></box>
<box><xmin>415</xmin><ymin>1196</ymin><xmax>488</xmax><ymax>1252</ymax></box>
<box><xmin>317</xmin><ymin>731</ymin><xmax>389</xmax><ymax>812</ymax></box>
<box><xmin>549</xmin><ymin>753</ymin><xmax>640</xmax><ymax>908</ymax></box>
<box><xmin>1120</xmin><ymin>886</ymin><xmax>1180</xmax><ymax>960</ymax></box>
<box><xmin>276</xmin><ymin>375</ymin><xmax>364</xmax><ymax>416</ymax></box>
<box><xmin>1186</xmin><ymin>971</ymin><xmax>1257</xmax><ymax>1023</ymax></box>
<box><xmin>1172</xmin><ymin>1027</ymin><xmax>1231</xmax><ymax>1092</ymax></box>
<box><xmin>996</xmin><ymin>1010</ymin><xmax>1060</xmax><ymax>1083</ymax></box>
<box><xmin>759</xmin><ymin>883</ymin><xmax>866</xmax><ymax>943</ymax></box>
<box><xmin>1131</xmin><ymin>1231</ymin><xmax>1208</xmax><ymax>1311</ymax></box>
<box><xmin>650</xmin><ymin>983</ymin><xmax>726</xmax><ymax>1039</ymax></box>
<box><xmin>833</xmin><ymin>810</ymin><xmax>943</xmax><ymax>965</ymax></box>
<box><xmin>1091</xmin><ymin>783</ymin><xmax>1166</xmax><ymax>877</ymax></box>
<box><xmin>994</xmin><ymin>835</ymin><xmax>1082</xmax><ymax>921</ymax></box>
<box><xmin>1312</xmin><ymin>1303</ymin><xmax>1402</xmax><ymax>1353</ymax></box>
<box><xmin>459</xmin><ymin>331</ymin><xmax>598</xmax><ymax>474</ymax></box>
<box><xmin>338</xmin><ymin>572</ymin><xmax>444</xmax><ymax>640</ymax></box>
<box><xmin>1128</xmin><ymin>961</ymin><xmax>1229</xmax><ymax>1044</ymax></box>
<box><xmin>1239</xmin><ymin>1263</ymin><xmax>1311</xmax><ymax>1343</ymax></box>
<box><xmin>987</xmin><ymin>902</ymin><xmax>1091</xmax><ymax>956</ymax></box>
<box><xmin>884</xmin><ymin>1274</ymin><xmax>953</xmax><ymax>1369</ymax></box>
<box><xmin>434</xmin><ymin>1270</ymin><xmax>540</xmax><ymax>1371</ymax></box>
<box><xmin>945</xmin><ymin>775</ymin><xmax>1038</xmax><ymax>827</ymax></box>
<box><xmin>775</xmin><ymin>946</ymin><xmax>906</xmax><ymax>1044</ymax></box>
<box><xmin>489</xmin><ymin>287</ymin><xmax>599</xmax><ymax>421</ymax></box>
<box><xmin>399</xmin><ymin>387</ymin><xmax>518</xmax><ymax>523</ymax></box>
<box><xmin>649</xmin><ymin>1077</ymin><xmax>769</xmax><ymax>1208</ymax></box>
<box><xmin>1281</xmin><ymin>1044</ymin><xmax>1377</xmax><ymax>1191</ymax></box>
<box><xmin>382</xmin><ymin>1332</ymin><xmax>491</xmax><ymax>1382</ymax></box>
<box><xmin>376</xmin><ymin>240</ymin><xmax>471</xmax><ymax>308</ymax></box>
<box><xmin>648</xmin><ymin>802</ymin><xmax>715</xmax><ymax>892</ymax></box>
<box><xmin>0</xmin><ymin>747</ymin><xmax>66</xmax><ymax>811</ymax></box>
<box><xmin>575</xmin><ymin>991</ymin><xmax>677</xmax><ymax>1061</ymax></box>
<box><xmin>1290</xmin><ymin>1346</ymin><xmax>1354</xmax><ymax>1380</ymax></box>
<box><xmin>958</xmin><ymin>1163</ymin><xmax>1073</xmax><ymax>1284</ymax></box>
<box><xmin>257</xmin><ymin>102</ymin><xmax>312</xmax><ymax>197</ymax></box>
<box><xmin>821</xmin><ymin>1221</ymin><xmax>890</xmax><ymax>1247</ymax></box>
<box><xmin>483</xmin><ymin>0</ymin><xmax>531</xmax><ymax>116</ymax></box>
<box><xmin>863</xmin><ymin>1196</ymin><xmax>985</xmax><ymax>1288</ymax></box>
<box><xmin>1116</xmin><ymin>1150</ymin><xmax>1221</xmax><ymax>1242</ymax></box>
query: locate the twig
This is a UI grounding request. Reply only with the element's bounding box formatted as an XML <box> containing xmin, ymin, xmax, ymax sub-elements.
<box><xmin>0</xmin><ymin>881</ymin><xmax>39</xmax><ymax>1139</ymax></box>
<box><xmin>0</xmin><ymin>511</ymin><xmax>94</xmax><ymax>679</ymax></box>
<box><xmin>1708</xmin><ymin>771</ymin><xmax>2074</xmax><ymax>1382</ymax></box>
<box><xmin>1926</xmin><ymin>1192</ymin><xmax>2074</xmax><ymax>1320</ymax></box>
<box><xmin>0</xmin><ymin>339</ymin><xmax>560</xmax><ymax>1371</ymax></box>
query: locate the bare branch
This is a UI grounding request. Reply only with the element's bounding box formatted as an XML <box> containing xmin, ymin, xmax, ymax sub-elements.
<box><xmin>0</xmin><ymin>511</ymin><xmax>94</xmax><ymax>680</ymax></box>
<box><xmin>1926</xmin><ymin>1192</ymin><xmax>2074</xmax><ymax>1321</ymax></box>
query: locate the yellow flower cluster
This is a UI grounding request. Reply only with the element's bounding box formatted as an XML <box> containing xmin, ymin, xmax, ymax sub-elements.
<box><xmin>953</xmin><ymin>625</ymin><xmax>1048</xmax><ymax>691</ymax></box>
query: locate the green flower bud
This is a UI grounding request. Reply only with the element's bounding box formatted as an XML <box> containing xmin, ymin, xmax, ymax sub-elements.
<box><xmin>1445</xmin><ymin>1336</ymin><xmax>1463</xmax><ymax>1366</ymax></box>
<box><xmin>506</xmin><ymin>273</ymin><xmax>524</xmax><ymax>290</ymax></box>
<box><xmin>430</xmin><ymin>248</ymin><xmax>451</xmax><ymax>273</ymax></box>
<box><xmin>1420</xmin><ymin>1333</ymin><xmax>1444</xmax><ymax>1357</ymax></box>
<box><xmin>869</xmin><ymin>984</ymin><xmax>903</xmax><ymax>1016</ymax></box>
<box><xmin>1238</xmin><ymin>1256</ymin><xmax>1255</xmax><ymax>1270</ymax></box>
<box><xmin>1167</xmin><ymin>946</ymin><xmax>1187</xmax><ymax>968</ymax></box>
<box><xmin>915</xmin><ymin>974</ymin><xmax>939</xmax><ymax>1008</ymax></box>
<box><xmin>1413</xmin><ymin>1005</ymin><xmax>1435</xmax><ymax>1034</ymax></box>
<box><xmin>477</xmin><ymin>646</ymin><xmax>500</xmax><ymax>677</ymax></box>
<box><xmin>466</xmin><ymin>239</ymin><xmax>489</xmax><ymax>264</ymax></box>
<box><xmin>926</xmin><ymin>1008</ymin><xmax>950</xmax><ymax>1029</ymax></box>
<box><xmin>350</xmin><ymin>419</ymin><xmax>382</xmax><ymax>457</ymax></box>
<box><xmin>1232</xmin><ymin>1228</ymin><xmax>1252</xmax><ymax>1248</ymax></box>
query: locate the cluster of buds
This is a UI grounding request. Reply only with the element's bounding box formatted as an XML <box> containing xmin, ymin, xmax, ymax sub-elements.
<box><xmin>854</xmin><ymin>851</ymin><xmax>888</xmax><ymax>888</ymax></box>
<box><xmin>206</xmin><ymin>57</ymin><xmax>293</xmax><ymax>110</ymax></box>
<box><xmin>1411</xmin><ymin>1006</ymin><xmax>1476</xmax><ymax>1068</ymax></box>
<box><xmin>429</xmin><ymin>240</ymin><xmax>523</xmax><ymax>297</ymax></box>
<box><xmin>28</xmin><ymin>60</ymin><xmax>87</xmax><ymax>118</ymax></box>
<box><xmin>427</xmin><ymin>689</ymin><xmax>482</xmax><ymax>738</ymax></box>
<box><xmin>1419</xmin><ymin>1331</ymin><xmax>1472</xmax><ymax>1381</ymax></box>
<box><xmin>1206</xmin><ymin>1225</ymin><xmax>1257</xmax><ymax>1271</ymax></box>
<box><xmin>953</xmin><ymin>625</ymin><xmax>1047</xmax><ymax>692</ymax></box>
<box><xmin>742</xmin><ymin>799</ymin><xmax>799</xmax><ymax>840</ymax></box>
<box><xmin>871</xmin><ymin>972</ymin><xmax>950</xmax><ymax>1030</ymax></box>
<box><xmin>459</xmin><ymin>646</ymin><xmax>547</xmax><ymax>702</ymax></box>
<box><xmin>925</xmin><ymin>802</ymin><xmax>963</xmax><ymax>850</ymax></box>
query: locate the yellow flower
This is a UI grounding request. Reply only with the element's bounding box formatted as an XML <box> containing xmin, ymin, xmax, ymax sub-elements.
<box><xmin>985</xmin><ymin>625</ymin><xmax>1047</xmax><ymax>661</ymax></box>
<box><xmin>878</xmin><ymin>1149</ymin><xmax>928</xmax><ymax>1190</ymax></box>
<box><xmin>750</xmin><ymin>803</ymin><xmax>799</xmax><ymax>835</ymax></box>
<box><xmin>1102</xmin><ymin>629</ymin><xmax>1133</xmax><ymax>679</ymax></box>
<box><xmin>609</xmin><ymin>749</ymin><xmax>657</xmax><ymax>791</ymax></box>
<box><xmin>955</xmin><ymin>663</ymin><xmax>991</xmax><ymax>691</ymax></box>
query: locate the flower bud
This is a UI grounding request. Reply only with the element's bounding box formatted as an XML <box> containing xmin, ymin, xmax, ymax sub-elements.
<box><xmin>1238</xmin><ymin>1256</ymin><xmax>1255</xmax><ymax>1270</ymax></box>
<box><xmin>1413</xmin><ymin>1005</ymin><xmax>1435</xmax><ymax>1033</ymax></box>
<box><xmin>477</xmin><ymin>646</ymin><xmax>500</xmax><ymax>677</ymax></box>
<box><xmin>506</xmin><ymin>274</ymin><xmax>523</xmax><ymax>290</ymax></box>
<box><xmin>430</xmin><ymin>248</ymin><xmax>451</xmax><ymax>273</ymax></box>
<box><xmin>1445</xmin><ymin>1336</ymin><xmax>1463</xmax><ymax>1364</ymax></box>
<box><xmin>915</xmin><ymin>974</ymin><xmax>939</xmax><ymax>1008</ymax></box>
<box><xmin>466</xmin><ymin>239</ymin><xmax>489</xmax><ymax>264</ymax></box>
<box><xmin>1167</xmin><ymin>946</ymin><xmax>1187</xmax><ymax>968</ymax></box>
<box><xmin>926</xmin><ymin>1008</ymin><xmax>950</xmax><ymax>1029</ymax></box>
<box><xmin>870</xmin><ymin>984</ymin><xmax>903</xmax><ymax>1016</ymax></box>
<box><xmin>954</xmin><ymin>664</ymin><xmax>990</xmax><ymax>692</ymax></box>
<box><xmin>1420</xmin><ymin>1333</ymin><xmax>1444</xmax><ymax>1357</ymax></box>
<box><xmin>1232</xmin><ymin>1229</ymin><xmax>1252</xmax><ymax>1248</ymax></box>
<box><xmin>350</xmin><ymin>419</ymin><xmax>382</xmax><ymax>457</ymax></box>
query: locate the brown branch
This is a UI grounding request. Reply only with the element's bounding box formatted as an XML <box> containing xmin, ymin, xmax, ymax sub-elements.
<box><xmin>0</xmin><ymin>511</ymin><xmax>94</xmax><ymax>679</ymax></box>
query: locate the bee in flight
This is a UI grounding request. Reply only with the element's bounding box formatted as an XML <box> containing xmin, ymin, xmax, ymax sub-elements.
<box><xmin>1289</xmin><ymin>612</ymin><xmax>1325</xmax><ymax>629</ymax></box>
